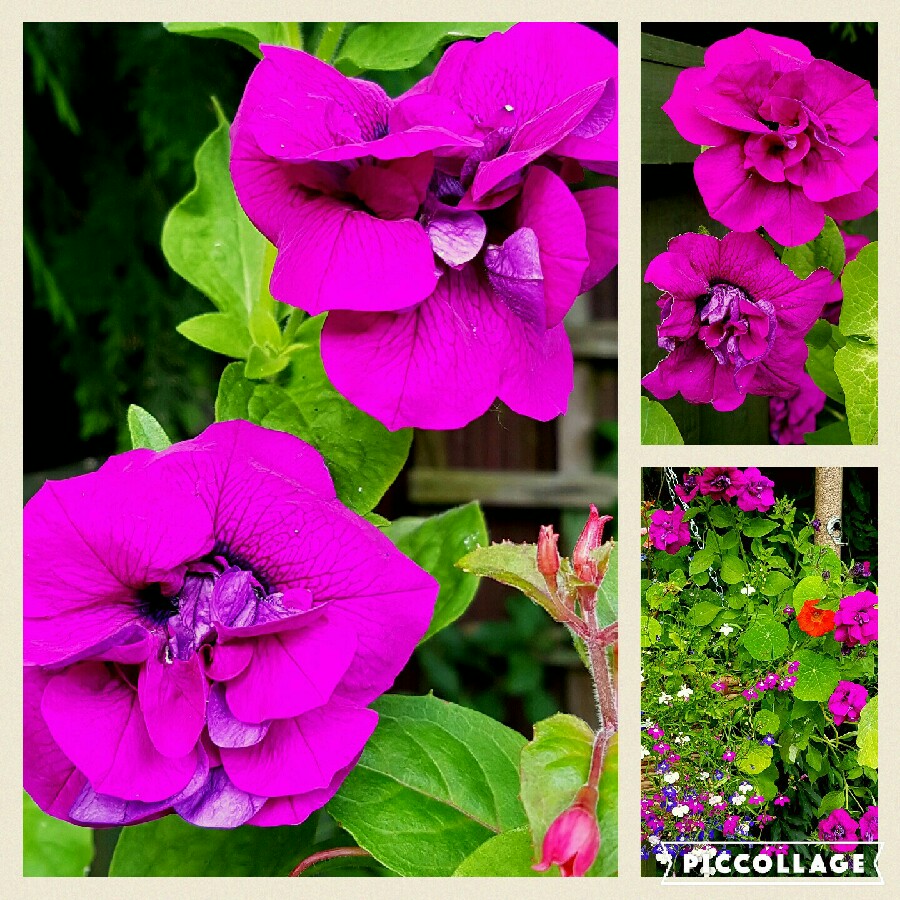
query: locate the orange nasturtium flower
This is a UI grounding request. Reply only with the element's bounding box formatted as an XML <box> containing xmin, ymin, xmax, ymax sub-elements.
<box><xmin>797</xmin><ymin>598</ymin><xmax>835</xmax><ymax>637</ymax></box>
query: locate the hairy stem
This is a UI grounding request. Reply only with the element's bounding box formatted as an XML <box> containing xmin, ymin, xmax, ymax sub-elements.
<box><xmin>289</xmin><ymin>847</ymin><xmax>372</xmax><ymax>877</ymax></box>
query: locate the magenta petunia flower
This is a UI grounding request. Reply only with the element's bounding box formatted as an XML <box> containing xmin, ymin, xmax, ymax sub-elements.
<box><xmin>730</xmin><ymin>467</ymin><xmax>775</xmax><ymax>512</ymax></box>
<box><xmin>647</xmin><ymin>508</ymin><xmax>691</xmax><ymax>554</ymax></box>
<box><xmin>698</xmin><ymin>466</ymin><xmax>742</xmax><ymax>501</ymax></box>
<box><xmin>858</xmin><ymin>806</ymin><xmax>878</xmax><ymax>842</ymax></box>
<box><xmin>231</xmin><ymin>25</ymin><xmax>618</xmax><ymax>431</ymax></box>
<box><xmin>722</xmin><ymin>750</ymin><xmax>736</xmax><ymax>762</ymax></box>
<box><xmin>662</xmin><ymin>28</ymin><xmax>877</xmax><ymax>246</ymax></box>
<box><xmin>722</xmin><ymin>814</ymin><xmax>740</xmax><ymax>836</ymax></box>
<box><xmin>642</xmin><ymin>232</ymin><xmax>839</xmax><ymax>411</ymax></box>
<box><xmin>23</xmin><ymin>421</ymin><xmax>438</xmax><ymax>828</ymax></box>
<box><xmin>834</xmin><ymin>590</ymin><xmax>877</xmax><ymax>647</ymax></box>
<box><xmin>769</xmin><ymin>371</ymin><xmax>826</xmax><ymax>444</ymax></box>
<box><xmin>674</xmin><ymin>472</ymin><xmax>700</xmax><ymax>504</ymax></box>
<box><xmin>827</xmin><ymin>680</ymin><xmax>869</xmax><ymax>726</ymax></box>
<box><xmin>773</xmin><ymin>795</ymin><xmax>790</xmax><ymax>807</ymax></box>
<box><xmin>818</xmin><ymin>808</ymin><xmax>859</xmax><ymax>853</ymax></box>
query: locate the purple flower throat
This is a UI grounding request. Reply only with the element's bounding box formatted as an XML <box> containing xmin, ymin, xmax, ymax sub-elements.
<box><xmin>698</xmin><ymin>283</ymin><xmax>776</xmax><ymax>371</ymax></box>
<box><xmin>138</xmin><ymin>547</ymin><xmax>309</xmax><ymax>665</ymax></box>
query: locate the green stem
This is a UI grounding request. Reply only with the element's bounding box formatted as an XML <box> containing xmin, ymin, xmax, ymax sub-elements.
<box><xmin>315</xmin><ymin>22</ymin><xmax>346</xmax><ymax>62</ymax></box>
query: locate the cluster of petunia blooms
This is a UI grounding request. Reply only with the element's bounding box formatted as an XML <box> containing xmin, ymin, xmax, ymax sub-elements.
<box><xmin>647</xmin><ymin>466</ymin><xmax>775</xmax><ymax>555</ymax></box>
<box><xmin>231</xmin><ymin>22</ymin><xmax>618</xmax><ymax>431</ymax></box>
<box><xmin>642</xmin><ymin>29</ymin><xmax>876</xmax><ymax>440</ymax></box>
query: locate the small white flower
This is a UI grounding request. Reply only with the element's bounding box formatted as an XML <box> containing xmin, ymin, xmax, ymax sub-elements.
<box><xmin>656</xmin><ymin>849</ymin><xmax>673</xmax><ymax>865</ymax></box>
<box><xmin>731</xmin><ymin>794</ymin><xmax>745</xmax><ymax>806</ymax></box>
<box><xmin>737</xmin><ymin>823</ymin><xmax>750</xmax><ymax>836</ymax></box>
<box><xmin>720</xmin><ymin>623</ymin><xmax>735</xmax><ymax>636</ymax></box>
<box><xmin>642</xmin><ymin>717</ymin><xmax>654</xmax><ymax>729</ymax></box>
<box><xmin>739</xmin><ymin>781</ymin><xmax>753</xmax><ymax>793</ymax></box>
<box><xmin>658</xmin><ymin>692</ymin><xmax>673</xmax><ymax>704</ymax></box>
<box><xmin>672</xmin><ymin>804</ymin><xmax>689</xmax><ymax>818</ymax></box>
<box><xmin>641</xmin><ymin>745</ymin><xmax>650</xmax><ymax>759</ymax></box>
<box><xmin>740</xmin><ymin>585</ymin><xmax>757</xmax><ymax>596</ymax></box>
<box><xmin>663</xmin><ymin>771</ymin><xmax>680</xmax><ymax>784</ymax></box>
<box><xmin>698</xmin><ymin>771</ymin><xmax>710</xmax><ymax>781</ymax></box>
<box><xmin>677</xmin><ymin>685</ymin><xmax>694</xmax><ymax>700</ymax></box>
<box><xmin>648</xmin><ymin>835</ymin><xmax>660</xmax><ymax>846</ymax></box>
<box><xmin>710</xmin><ymin>795</ymin><xmax>723</xmax><ymax>805</ymax></box>
<box><xmin>674</xmin><ymin>734</ymin><xmax>691</xmax><ymax>745</ymax></box>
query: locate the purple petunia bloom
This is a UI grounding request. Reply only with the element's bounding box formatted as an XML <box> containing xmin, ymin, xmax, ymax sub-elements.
<box><xmin>858</xmin><ymin>806</ymin><xmax>878</xmax><ymax>842</ymax></box>
<box><xmin>818</xmin><ymin>808</ymin><xmax>860</xmax><ymax>853</ymax></box>
<box><xmin>698</xmin><ymin>468</ymin><xmax>743</xmax><ymax>502</ymax></box>
<box><xmin>827</xmin><ymin>680</ymin><xmax>870</xmax><ymax>726</ymax></box>
<box><xmin>230</xmin><ymin>25</ymin><xmax>618</xmax><ymax>431</ymax></box>
<box><xmin>662</xmin><ymin>28</ymin><xmax>877</xmax><ymax>246</ymax></box>
<box><xmin>722</xmin><ymin>750</ymin><xmax>736</xmax><ymax>762</ymax></box>
<box><xmin>769</xmin><ymin>372</ymin><xmax>827</xmax><ymax>445</ymax></box>
<box><xmin>674</xmin><ymin>472</ymin><xmax>700</xmax><ymax>504</ymax></box>
<box><xmin>642</xmin><ymin>232</ymin><xmax>839</xmax><ymax>411</ymax></box>
<box><xmin>761</xmin><ymin>734</ymin><xmax>776</xmax><ymax>746</ymax></box>
<box><xmin>782</xmin><ymin>606</ymin><xmax>795</xmax><ymax>616</ymax></box>
<box><xmin>850</xmin><ymin>560</ymin><xmax>872</xmax><ymax>579</ymax></box>
<box><xmin>23</xmin><ymin>421</ymin><xmax>438</xmax><ymax>828</ymax></box>
<box><xmin>647</xmin><ymin>508</ymin><xmax>691</xmax><ymax>554</ymax></box>
<box><xmin>731</xmin><ymin>468</ymin><xmax>776</xmax><ymax>513</ymax></box>
<box><xmin>834</xmin><ymin>590</ymin><xmax>878</xmax><ymax>647</ymax></box>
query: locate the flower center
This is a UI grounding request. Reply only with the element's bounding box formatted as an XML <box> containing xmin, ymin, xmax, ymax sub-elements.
<box><xmin>697</xmin><ymin>282</ymin><xmax>776</xmax><ymax>370</ymax></box>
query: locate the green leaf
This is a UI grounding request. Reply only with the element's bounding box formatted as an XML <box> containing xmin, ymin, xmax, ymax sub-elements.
<box><xmin>805</xmin><ymin>328</ymin><xmax>846</xmax><ymax>404</ymax></box>
<box><xmin>127</xmin><ymin>404</ymin><xmax>171</xmax><ymax>451</ymax></box>
<box><xmin>857</xmin><ymin>696</ymin><xmax>877</xmax><ymax>768</ymax></box>
<box><xmin>517</xmin><ymin>716</ymin><xmax>616</xmax><ymax>877</ymax></box>
<box><xmin>520</xmin><ymin>715</ymin><xmax>591</xmax><ymax>856</ymax></box>
<box><xmin>454</xmin><ymin>827</ymin><xmax>554</xmax><ymax>876</ymax></box>
<box><xmin>793</xmin><ymin>575</ymin><xmax>826</xmax><ymax>603</ymax></box>
<box><xmin>719</xmin><ymin>554</ymin><xmax>748</xmax><ymax>585</ymax></box>
<box><xmin>781</xmin><ymin>216</ymin><xmax>845</xmax><ymax>278</ymax></box>
<box><xmin>688</xmin><ymin>601</ymin><xmax>721</xmax><ymax>628</ymax></box>
<box><xmin>688</xmin><ymin>546</ymin><xmax>716</xmax><ymax>576</ymax></box>
<box><xmin>817</xmin><ymin>790</ymin><xmax>846</xmax><ymax>818</ymax></box>
<box><xmin>110</xmin><ymin>815</ymin><xmax>315</xmax><ymax>875</ymax></box>
<box><xmin>215</xmin><ymin>318</ymin><xmax>413</xmax><ymax>515</ymax></box>
<box><xmin>753</xmin><ymin>709</ymin><xmax>781</xmax><ymax>734</ymax></box>
<box><xmin>839</xmin><ymin>242</ymin><xmax>877</xmax><ymax>340</ymax></box>
<box><xmin>385</xmin><ymin>503</ymin><xmax>488</xmax><ymax>642</ymax></box>
<box><xmin>736</xmin><ymin>744</ymin><xmax>773</xmax><ymax>775</ymax></box>
<box><xmin>641</xmin><ymin>615</ymin><xmax>662</xmax><ymax>647</ymax></box>
<box><xmin>23</xmin><ymin>792</ymin><xmax>92</xmax><ymax>877</ymax></box>
<box><xmin>806</xmin><ymin>744</ymin><xmax>823</xmax><ymax>772</ymax></box>
<box><xmin>835</xmin><ymin>342</ymin><xmax>877</xmax><ymax>444</ymax></box>
<box><xmin>708</xmin><ymin>505</ymin><xmax>735</xmax><ymax>528</ymax></box>
<box><xmin>457</xmin><ymin>541</ymin><xmax>556</xmax><ymax>621</ymax></box>
<box><xmin>804</xmin><ymin>420</ymin><xmax>852</xmax><ymax>444</ymax></box>
<box><xmin>740</xmin><ymin>614</ymin><xmax>789</xmax><ymax>661</ymax></box>
<box><xmin>176</xmin><ymin>312</ymin><xmax>253</xmax><ymax>358</ymax></box>
<box><xmin>640</xmin><ymin>397</ymin><xmax>684</xmax><ymax>444</ymax></box>
<box><xmin>327</xmin><ymin>694</ymin><xmax>527</xmax><ymax>877</ymax></box>
<box><xmin>336</xmin><ymin>22</ymin><xmax>512</xmax><ymax>72</ymax></box>
<box><xmin>742</xmin><ymin>518</ymin><xmax>778</xmax><ymax>537</ymax></box>
<box><xmin>163</xmin><ymin>22</ymin><xmax>295</xmax><ymax>56</ymax></box>
<box><xmin>792</xmin><ymin>650</ymin><xmax>840</xmax><ymax>702</ymax></box>
<box><xmin>162</xmin><ymin>120</ymin><xmax>274</xmax><ymax>332</ymax></box>
<box><xmin>761</xmin><ymin>571</ymin><xmax>792</xmax><ymax>597</ymax></box>
<box><xmin>836</xmin><ymin>242</ymin><xmax>878</xmax><ymax>445</ymax></box>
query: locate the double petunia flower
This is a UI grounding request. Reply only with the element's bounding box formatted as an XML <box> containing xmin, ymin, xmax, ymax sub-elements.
<box><xmin>24</xmin><ymin>421</ymin><xmax>438</xmax><ymax>828</ymax></box>
<box><xmin>231</xmin><ymin>23</ymin><xmax>618</xmax><ymax>430</ymax></box>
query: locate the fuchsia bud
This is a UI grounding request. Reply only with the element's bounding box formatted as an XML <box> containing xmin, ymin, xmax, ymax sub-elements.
<box><xmin>573</xmin><ymin>505</ymin><xmax>612</xmax><ymax>586</ymax></box>
<box><xmin>537</xmin><ymin>524</ymin><xmax>561</xmax><ymax>593</ymax></box>
<box><xmin>533</xmin><ymin>786</ymin><xmax>600</xmax><ymax>877</ymax></box>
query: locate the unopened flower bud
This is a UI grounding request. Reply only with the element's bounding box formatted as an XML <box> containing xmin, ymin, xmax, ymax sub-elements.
<box><xmin>537</xmin><ymin>525</ymin><xmax>560</xmax><ymax>586</ymax></box>
<box><xmin>573</xmin><ymin>505</ymin><xmax>613</xmax><ymax>586</ymax></box>
<box><xmin>533</xmin><ymin>785</ymin><xmax>600</xmax><ymax>877</ymax></box>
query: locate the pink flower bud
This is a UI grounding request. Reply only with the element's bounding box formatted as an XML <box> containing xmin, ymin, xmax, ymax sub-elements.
<box><xmin>573</xmin><ymin>505</ymin><xmax>613</xmax><ymax>586</ymax></box>
<box><xmin>537</xmin><ymin>525</ymin><xmax>560</xmax><ymax>584</ymax></box>
<box><xmin>532</xmin><ymin>786</ymin><xmax>600</xmax><ymax>877</ymax></box>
